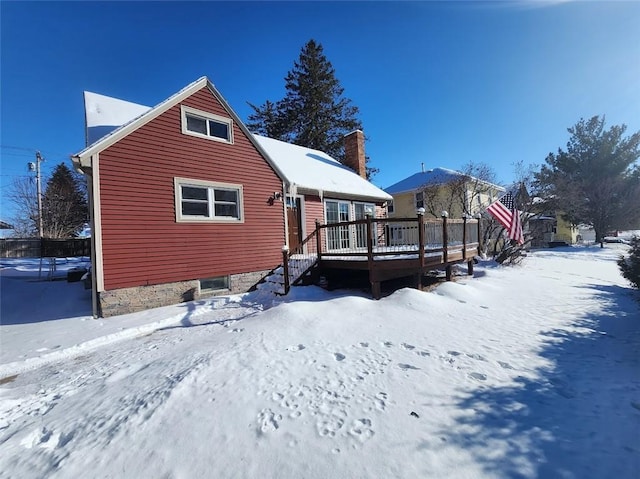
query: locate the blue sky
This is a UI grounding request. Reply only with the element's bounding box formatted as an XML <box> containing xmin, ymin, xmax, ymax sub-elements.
<box><xmin>1</xmin><ymin>0</ymin><xmax>639</xmax><ymax>222</ymax></box>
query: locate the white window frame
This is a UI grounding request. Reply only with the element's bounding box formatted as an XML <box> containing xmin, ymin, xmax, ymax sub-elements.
<box><xmin>415</xmin><ymin>191</ymin><xmax>424</xmax><ymax>209</ymax></box>
<box><xmin>199</xmin><ymin>276</ymin><xmax>230</xmax><ymax>294</ymax></box>
<box><xmin>174</xmin><ymin>177</ymin><xmax>244</xmax><ymax>223</ymax></box>
<box><xmin>181</xmin><ymin>105</ymin><xmax>233</xmax><ymax>144</ymax></box>
<box><xmin>387</xmin><ymin>199</ymin><xmax>394</xmax><ymax>214</ymax></box>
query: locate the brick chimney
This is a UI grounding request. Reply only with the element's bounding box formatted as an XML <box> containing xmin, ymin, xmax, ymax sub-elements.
<box><xmin>344</xmin><ymin>130</ymin><xmax>366</xmax><ymax>179</ymax></box>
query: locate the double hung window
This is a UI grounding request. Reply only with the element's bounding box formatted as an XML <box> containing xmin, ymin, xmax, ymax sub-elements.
<box><xmin>175</xmin><ymin>178</ymin><xmax>243</xmax><ymax>223</ymax></box>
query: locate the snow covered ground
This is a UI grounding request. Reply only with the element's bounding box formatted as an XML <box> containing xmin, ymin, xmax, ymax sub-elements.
<box><xmin>0</xmin><ymin>246</ymin><xmax>639</xmax><ymax>478</ymax></box>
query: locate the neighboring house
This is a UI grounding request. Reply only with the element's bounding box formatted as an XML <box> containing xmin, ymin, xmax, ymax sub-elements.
<box><xmin>385</xmin><ymin>167</ymin><xmax>504</xmax><ymax>219</ymax></box>
<box><xmin>72</xmin><ymin>77</ymin><xmax>389</xmax><ymax>317</ymax></box>
<box><xmin>528</xmin><ymin>211</ymin><xmax>580</xmax><ymax>247</ymax></box>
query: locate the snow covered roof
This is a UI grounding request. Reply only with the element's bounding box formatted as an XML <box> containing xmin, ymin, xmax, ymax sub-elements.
<box><xmin>72</xmin><ymin>77</ymin><xmax>288</xmax><ymax>181</ymax></box>
<box><xmin>253</xmin><ymin>135</ymin><xmax>391</xmax><ymax>202</ymax></box>
<box><xmin>72</xmin><ymin>77</ymin><xmax>389</xmax><ymax>203</ymax></box>
<box><xmin>385</xmin><ymin>167</ymin><xmax>504</xmax><ymax>195</ymax></box>
<box><xmin>84</xmin><ymin>91</ymin><xmax>151</xmax><ymax>145</ymax></box>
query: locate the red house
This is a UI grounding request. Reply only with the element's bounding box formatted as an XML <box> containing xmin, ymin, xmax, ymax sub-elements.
<box><xmin>73</xmin><ymin>77</ymin><xmax>390</xmax><ymax>317</ymax></box>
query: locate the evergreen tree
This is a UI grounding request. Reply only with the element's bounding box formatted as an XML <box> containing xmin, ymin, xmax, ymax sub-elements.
<box><xmin>247</xmin><ymin>40</ymin><xmax>376</xmax><ymax>177</ymax></box>
<box><xmin>534</xmin><ymin>116</ymin><xmax>640</xmax><ymax>245</ymax></box>
<box><xmin>618</xmin><ymin>236</ymin><xmax>640</xmax><ymax>289</ymax></box>
<box><xmin>42</xmin><ymin>163</ymin><xmax>88</xmax><ymax>238</ymax></box>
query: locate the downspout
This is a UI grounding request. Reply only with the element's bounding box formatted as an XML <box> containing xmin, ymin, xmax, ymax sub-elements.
<box><xmin>73</xmin><ymin>151</ymin><xmax>99</xmax><ymax>319</ymax></box>
<box><xmin>282</xmin><ymin>180</ymin><xmax>289</xmax><ymax>249</ymax></box>
<box><xmin>87</xmin><ymin>169</ymin><xmax>99</xmax><ymax>318</ymax></box>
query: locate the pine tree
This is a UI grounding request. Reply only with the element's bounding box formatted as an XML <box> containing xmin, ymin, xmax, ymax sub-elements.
<box><xmin>42</xmin><ymin>163</ymin><xmax>88</xmax><ymax>238</ymax></box>
<box><xmin>618</xmin><ymin>236</ymin><xmax>640</xmax><ymax>289</ymax></box>
<box><xmin>534</xmin><ymin>116</ymin><xmax>640</xmax><ymax>245</ymax></box>
<box><xmin>247</xmin><ymin>40</ymin><xmax>376</xmax><ymax>177</ymax></box>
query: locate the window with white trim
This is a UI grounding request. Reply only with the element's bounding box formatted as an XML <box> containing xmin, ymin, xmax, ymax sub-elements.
<box><xmin>200</xmin><ymin>276</ymin><xmax>229</xmax><ymax>293</ymax></box>
<box><xmin>387</xmin><ymin>199</ymin><xmax>394</xmax><ymax>214</ymax></box>
<box><xmin>175</xmin><ymin>178</ymin><xmax>243</xmax><ymax>222</ymax></box>
<box><xmin>415</xmin><ymin>191</ymin><xmax>424</xmax><ymax>209</ymax></box>
<box><xmin>181</xmin><ymin>105</ymin><xmax>233</xmax><ymax>143</ymax></box>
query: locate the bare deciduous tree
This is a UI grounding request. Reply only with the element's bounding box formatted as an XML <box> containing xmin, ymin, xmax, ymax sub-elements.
<box><xmin>419</xmin><ymin>162</ymin><xmax>498</xmax><ymax>219</ymax></box>
<box><xmin>7</xmin><ymin>176</ymin><xmax>38</xmax><ymax>237</ymax></box>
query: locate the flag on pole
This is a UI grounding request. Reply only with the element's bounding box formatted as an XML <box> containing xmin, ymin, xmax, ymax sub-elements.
<box><xmin>486</xmin><ymin>192</ymin><xmax>524</xmax><ymax>245</ymax></box>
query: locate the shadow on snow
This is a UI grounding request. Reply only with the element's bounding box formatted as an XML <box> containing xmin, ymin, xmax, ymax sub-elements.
<box><xmin>432</xmin><ymin>283</ymin><xmax>640</xmax><ymax>479</ymax></box>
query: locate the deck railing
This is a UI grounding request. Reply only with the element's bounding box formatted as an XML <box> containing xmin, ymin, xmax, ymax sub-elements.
<box><xmin>281</xmin><ymin>213</ymin><xmax>481</xmax><ymax>295</ymax></box>
<box><xmin>316</xmin><ymin>214</ymin><xmax>480</xmax><ymax>257</ymax></box>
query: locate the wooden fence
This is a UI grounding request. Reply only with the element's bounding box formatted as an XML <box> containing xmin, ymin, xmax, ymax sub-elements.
<box><xmin>0</xmin><ymin>238</ymin><xmax>91</xmax><ymax>258</ymax></box>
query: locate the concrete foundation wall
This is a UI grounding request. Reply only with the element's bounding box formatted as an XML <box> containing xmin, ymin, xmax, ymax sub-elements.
<box><xmin>98</xmin><ymin>269</ymin><xmax>271</xmax><ymax>317</ymax></box>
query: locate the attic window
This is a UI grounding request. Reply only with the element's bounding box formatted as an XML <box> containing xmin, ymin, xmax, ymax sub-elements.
<box><xmin>415</xmin><ymin>192</ymin><xmax>424</xmax><ymax>209</ymax></box>
<box><xmin>181</xmin><ymin>105</ymin><xmax>233</xmax><ymax>143</ymax></box>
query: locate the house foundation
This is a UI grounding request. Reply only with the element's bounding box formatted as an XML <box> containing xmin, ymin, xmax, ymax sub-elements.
<box><xmin>98</xmin><ymin>269</ymin><xmax>271</xmax><ymax>317</ymax></box>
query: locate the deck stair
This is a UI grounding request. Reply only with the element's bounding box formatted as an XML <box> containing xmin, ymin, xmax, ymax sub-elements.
<box><xmin>252</xmin><ymin>228</ymin><xmax>320</xmax><ymax>295</ymax></box>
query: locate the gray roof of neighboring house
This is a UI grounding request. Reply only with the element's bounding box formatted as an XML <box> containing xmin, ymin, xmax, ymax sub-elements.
<box><xmin>385</xmin><ymin>167</ymin><xmax>504</xmax><ymax>195</ymax></box>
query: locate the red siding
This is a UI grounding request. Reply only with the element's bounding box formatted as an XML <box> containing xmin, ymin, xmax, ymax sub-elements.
<box><xmin>98</xmin><ymin>87</ymin><xmax>285</xmax><ymax>290</ymax></box>
<box><xmin>303</xmin><ymin>195</ymin><xmax>325</xmax><ymax>237</ymax></box>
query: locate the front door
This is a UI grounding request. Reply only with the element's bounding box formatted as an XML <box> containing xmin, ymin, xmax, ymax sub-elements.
<box><xmin>286</xmin><ymin>197</ymin><xmax>303</xmax><ymax>251</ymax></box>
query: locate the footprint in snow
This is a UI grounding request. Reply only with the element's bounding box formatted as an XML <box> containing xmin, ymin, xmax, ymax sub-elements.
<box><xmin>398</xmin><ymin>363</ymin><xmax>420</xmax><ymax>370</ymax></box>
<box><xmin>334</xmin><ymin>353</ymin><xmax>346</xmax><ymax>362</ymax></box>
<box><xmin>466</xmin><ymin>353</ymin><xmax>486</xmax><ymax>361</ymax></box>
<box><xmin>401</xmin><ymin>343</ymin><xmax>415</xmax><ymax>350</ymax></box>
<box><xmin>468</xmin><ymin>372</ymin><xmax>487</xmax><ymax>381</ymax></box>
<box><xmin>287</xmin><ymin>344</ymin><xmax>305</xmax><ymax>352</ymax></box>
<box><xmin>498</xmin><ymin>361</ymin><xmax>514</xmax><ymax>370</ymax></box>
<box><xmin>257</xmin><ymin>409</ymin><xmax>282</xmax><ymax>434</ymax></box>
<box><xmin>349</xmin><ymin>418</ymin><xmax>374</xmax><ymax>443</ymax></box>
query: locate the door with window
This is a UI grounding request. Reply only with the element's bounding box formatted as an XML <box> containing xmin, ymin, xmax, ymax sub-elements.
<box><xmin>354</xmin><ymin>203</ymin><xmax>375</xmax><ymax>248</ymax></box>
<box><xmin>325</xmin><ymin>200</ymin><xmax>351</xmax><ymax>250</ymax></box>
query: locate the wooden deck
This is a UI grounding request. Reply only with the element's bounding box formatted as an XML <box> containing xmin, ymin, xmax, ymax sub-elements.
<box><xmin>282</xmin><ymin>214</ymin><xmax>482</xmax><ymax>298</ymax></box>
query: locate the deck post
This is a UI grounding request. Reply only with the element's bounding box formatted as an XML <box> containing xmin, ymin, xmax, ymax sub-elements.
<box><xmin>462</xmin><ymin>214</ymin><xmax>468</xmax><ymax>260</ymax></box>
<box><xmin>417</xmin><ymin>208</ymin><xmax>425</xmax><ymax>289</ymax></box>
<box><xmin>315</xmin><ymin>219</ymin><xmax>322</xmax><ymax>261</ymax></box>
<box><xmin>442</xmin><ymin>211</ymin><xmax>451</xmax><ymax>281</ymax></box>
<box><xmin>441</xmin><ymin>211</ymin><xmax>449</xmax><ymax>264</ymax></box>
<box><xmin>476</xmin><ymin>215</ymin><xmax>482</xmax><ymax>255</ymax></box>
<box><xmin>366</xmin><ymin>214</ymin><xmax>380</xmax><ymax>298</ymax></box>
<box><xmin>282</xmin><ymin>245</ymin><xmax>290</xmax><ymax>295</ymax></box>
<box><xmin>467</xmin><ymin>259</ymin><xmax>474</xmax><ymax>276</ymax></box>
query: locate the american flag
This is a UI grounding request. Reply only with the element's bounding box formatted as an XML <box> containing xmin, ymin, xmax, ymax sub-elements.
<box><xmin>486</xmin><ymin>192</ymin><xmax>524</xmax><ymax>245</ymax></box>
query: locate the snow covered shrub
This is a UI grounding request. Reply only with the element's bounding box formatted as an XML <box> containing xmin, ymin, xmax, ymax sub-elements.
<box><xmin>618</xmin><ymin>236</ymin><xmax>640</xmax><ymax>289</ymax></box>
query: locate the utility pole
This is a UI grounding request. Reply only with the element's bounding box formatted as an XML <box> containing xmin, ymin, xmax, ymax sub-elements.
<box><xmin>29</xmin><ymin>152</ymin><xmax>44</xmax><ymax>238</ymax></box>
